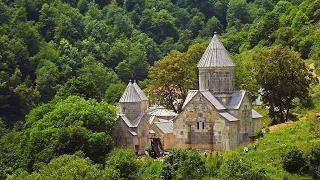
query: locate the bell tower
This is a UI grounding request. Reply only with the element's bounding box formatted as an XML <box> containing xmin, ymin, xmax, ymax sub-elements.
<box><xmin>119</xmin><ymin>80</ymin><xmax>148</xmax><ymax>120</ymax></box>
<box><xmin>197</xmin><ymin>33</ymin><xmax>235</xmax><ymax>93</ymax></box>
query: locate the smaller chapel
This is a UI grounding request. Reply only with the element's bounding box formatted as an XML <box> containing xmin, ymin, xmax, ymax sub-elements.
<box><xmin>112</xmin><ymin>33</ymin><xmax>262</xmax><ymax>153</ymax></box>
<box><xmin>112</xmin><ymin>81</ymin><xmax>177</xmax><ymax>153</ymax></box>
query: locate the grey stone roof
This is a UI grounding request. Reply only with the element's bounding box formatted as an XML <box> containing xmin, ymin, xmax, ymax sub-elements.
<box><xmin>154</xmin><ymin>121</ymin><xmax>173</xmax><ymax>134</ymax></box>
<box><xmin>182</xmin><ymin>90</ymin><xmax>198</xmax><ymax>109</ymax></box>
<box><xmin>119</xmin><ymin>81</ymin><xmax>148</xmax><ymax>103</ymax></box>
<box><xmin>133</xmin><ymin>81</ymin><xmax>148</xmax><ymax>101</ymax></box>
<box><xmin>148</xmin><ymin>108</ymin><xmax>178</xmax><ymax>117</ymax></box>
<box><xmin>226</xmin><ymin>91</ymin><xmax>246</xmax><ymax>109</ymax></box>
<box><xmin>119</xmin><ymin>114</ymin><xmax>143</xmax><ymax>127</ymax></box>
<box><xmin>197</xmin><ymin>33</ymin><xmax>235</xmax><ymax>68</ymax></box>
<box><xmin>146</xmin><ymin>114</ymin><xmax>157</xmax><ymax>124</ymax></box>
<box><xmin>128</xmin><ymin>130</ymin><xmax>137</xmax><ymax>136</ymax></box>
<box><xmin>201</xmin><ymin>91</ymin><xmax>226</xmax><ymax>110</ymax></box>
<box><xmin>158</xmin><ymin>118</ymin><xmax>171</xmax><ymax>122</ymax></box>
<box><xmin>219</xmin><ymin>112</ymin><xmax>239</xmax><ymax>121</ymax></box>
<box><xmin>252</xmin><ymin>109</ymin><xmax>263</xmax><ymax>119</ymax></box>
<box><xmin>182</xmin><ymin>90</ymin><xmax>226</xmax><ymax>110</ymax></box>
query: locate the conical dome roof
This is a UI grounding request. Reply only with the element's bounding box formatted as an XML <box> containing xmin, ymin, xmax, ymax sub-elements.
<box><xmin>133</xmin><ymin>81</ymin><xmax>148</xmax><ymax>101</ymax></box>
<box><xmin>197</xmin><ymin>33</ymin><xmax>235</xmax><ymax>68</ymax></box>
<box><xmin>119</xmin><ymin>80</ymin><xmax>148</xmax><ymax>102</ymax></box>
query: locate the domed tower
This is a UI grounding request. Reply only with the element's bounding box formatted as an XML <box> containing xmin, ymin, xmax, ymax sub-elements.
<box><xmin>197</xmin><ymin>33</ymin><xmax>235</xmax><ymax>93</ymax></box>
<box><xmin>119</xmin><ymin>80</ymin><xmax>148</xmax><ymax>120</ymax></box>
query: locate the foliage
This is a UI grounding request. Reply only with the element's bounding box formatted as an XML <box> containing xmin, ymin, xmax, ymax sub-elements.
<box><xmin>104</xmin><ymin>148</ymin><xmax>138</xmax><ymax>180</ymax></box>
<box><xmin>1</xmin><ymin>0</ymin><xmax>320</xmax><ymax>178</ymax></box>
<box><xmin>105</xmin><ymin>82</ymin><xmax>127</xmax><ymax>105</ymax></box>
<box><xmin>138</xmin><ymin>157</ymin><xmax>163</xmax><ymax>180</ymax></box>
<box><xmin>161</xmin><ymin>148</ymin><xmax>205</xmax><ymax>180</ymax></box>
<box><xmin>281</xmin><ymin>145</ymin><xmax>306</xmax><ymax>173</ymax></box>
<box><xmin>148</xmin><ymin>42</ymin><xmax>207</xmax><ymax>112</ymax></box>
<box><xmin>219</xmin><ymin>154</ymin><xmax>269</xmax><ymax>180</ymax></box>
<box><xmin>205</xmin><ymin>156</ymin><xmax>222</xmax><ymax>178</ymax></box>
<box><xmin>145</xmin><ymin>144</ymin><xmax>152</xmax><ymax>152</ymax></box>
<box><xmin>0</xmin><ymin>131</ymin><xmax>23</xmax><ymax>179</ymax></box>
<box><xmin>8</xmin><ymin>152</ymin><xmax>104</xmax><ymax>180</ymax></box>
<box><xmin>19</xmin><ymin>96</ymin><xmax>115</xmax><ymax>172</ymax></box>
<box><xmin>56</xmin><ymin>75</ymin><xmax>102</xmax><ymax>101</ymax></box>
<box><xmin>253</xmin><ymin>45</ymin><xmax>314</xmax><ymax>124</ymax></box>
<box><xmin>305</xmin><ymin>142</ymin><xmax>320</xmax><ymax>179</ymax></box>
<box><xmin>226</xmin><ymin>117</ymin><xmax>318</xmax><ymax>179</ymax></box>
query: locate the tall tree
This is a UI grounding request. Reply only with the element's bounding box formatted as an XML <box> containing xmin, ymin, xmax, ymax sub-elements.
<box><xmin>253</xmin><ymin>45</ymin><xmax>314</xmax><ymax>124</ymax></box>
<box><xmin>148</xmin><ymin>42</ymin><xmax>207</xmax><ymax>112</ymax></box>
<box><xmin>20</xmin><ymin>96</ymin><xmax>116</xmax><ymax>171</ymax></box>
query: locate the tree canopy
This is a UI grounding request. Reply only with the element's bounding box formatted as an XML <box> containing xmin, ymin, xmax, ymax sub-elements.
<box><xmin>253</xmin><ymin>45</ymin><xmax>314</xmax><ymax>124</ymax></box>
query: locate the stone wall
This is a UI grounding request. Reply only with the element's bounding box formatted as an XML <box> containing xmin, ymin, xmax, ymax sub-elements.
<box><xmin>174</xmin><ymin>93</ymin><xmax>230</xmax><ymax>151</ymax></box>
<box><xmin>112</xmin><ymin>118</ymin><xmax>129</xmax><ymax>147</ymax></box>
<box><xmin>120</xmin><ymin>102</ymin><xmax>141</xmax><ymax>120</ymax></box>
<box><xmin>120</xmin><ymin>101</ymin><xmax>148</xmax><ymax>120</ymax></box>
<box><xmin>137</xmin><ymin>117</ymin><xmax>150</xmax><ymax>152</ymax></box>
<box><xmin>151</xmin><ymin>125</ymin><xmax>175</xmax><ymax>151</ymax></box>
<box><xmin>229</xmin><ymin>94</ymin><xmax>254</xmax><ymax>145</ymax></box>
<box><xmin>199</xmin><ymin>67</ymin><xmax>234</xmax><ymax>93</ymax></box>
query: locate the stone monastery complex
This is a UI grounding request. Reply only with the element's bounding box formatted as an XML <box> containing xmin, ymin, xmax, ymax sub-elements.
<box><xmin>112</xmin><ymin>33</ymin><xmax>262</xmax><ymax>153</ymax></box>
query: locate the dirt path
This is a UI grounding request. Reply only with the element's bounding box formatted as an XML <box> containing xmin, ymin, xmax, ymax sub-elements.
<box><xmin>269</xmin><ymin>121</ymin><xmax>294</xmax><ymax>132</ymax></box>
<box><xmin>309</xmin><ymin>63</ymin><xmax>320</xmax><ymax>83</ymax></box>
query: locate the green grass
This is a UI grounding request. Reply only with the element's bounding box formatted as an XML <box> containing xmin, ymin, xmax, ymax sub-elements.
<box><xmin>253</xmin><ymin>105</ymin><xmax>272</xmax><ymax>126</ymax></box>
<box><xmin>224</xmin><ymin>117</ymin><xmax>319</xmax><ymax>180</ymax></box>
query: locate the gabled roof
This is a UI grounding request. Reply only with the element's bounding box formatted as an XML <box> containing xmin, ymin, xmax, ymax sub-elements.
<box><xmin>119</xmin><ymin>114</ymin><xmax>143</xmax><ymax>127</ymax></box>
<box><xmin>133</xmin><ymin>81</ymin><xmax>148</xmax><ymax>101</ymax></box>
<box><xmin>146</xmin><ymin>114</ymin><xmax>157</xmax><ymax>125</ymax></box>
<box><xmin>154</xmin><ymin>121</ymin><xmax>173</xmax><ymax>134</ymax></box>
<box><xmin>158</xmin><ymin>118</ymin><xmax>171</xmax><ymax>122</ymax></box>
<box><xmin>197</xmin><ymin>33</ymin><xmax>235</xmax><ymax>68</ymax></box>
<box><xmin>219</xmin><ymin>112</ymin><xmax>239</xmax><ymax>121</ymax></box>
<box><xmin>201</xmin><ymin>91</ymin><xmax>226</xmax><ymax>110</ymax></box>
<box><xmin>119</xmin><ymin>81</ymin><xmax>148</xmax><ymax>103</ymax></box>
<box><xmin>128</xmin><ymin>130</ymin><xmax>137</xmax><ymax>136</ymax></box>
<box><xmin>226</xmin><ymin>91</ymin><xmax>246</xmax><ymax>109</ymax></box>
<box><xmin>252</xmin><ymin>109</ymin><xmax>263</xmax><ymax>119</ymax></box>
<box><xmin>182</xmin><ymin>90</ymin><xmax>226</xmax><ymax>110</ymax></box>
<box><xmin>148</xmin><ymin>108</ymin><xmax>178</xmax><ymax>117</ymax></box>
<box><xmin>182</xmin><ymin>90</ymin><xmax>198</xmax><ymax>109</ymax></box>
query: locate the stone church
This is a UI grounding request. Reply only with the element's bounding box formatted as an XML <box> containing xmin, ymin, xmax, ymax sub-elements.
<box><xmin>112</xmin><ymin>80</ymin><xmax>150</xmax><ymax>153</ymax></box>
<box><xmin>173</xmin><ymin>33</ymin><xmax>262</xmax><ymax>151</ymax></box>
<box><xmin>112</xmin><ymin>33</ymin><xmax>262</xmax><ymax>153</ymax></box>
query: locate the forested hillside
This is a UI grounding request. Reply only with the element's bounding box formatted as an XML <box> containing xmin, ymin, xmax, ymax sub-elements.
<box><xmin>0</xmin><ymin>0</ymin><xmax>320</xmax><ymax>179</ymax></box>
<box><xmin>1</xmin><ymin>0</ymin><xmax>319</xmax><ymax>126</ymax></box>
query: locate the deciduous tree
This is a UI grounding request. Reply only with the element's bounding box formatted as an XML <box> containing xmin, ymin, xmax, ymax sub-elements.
<box><xmin>253</xmin><ymin>45</ymin><xmax>314</xmax><ymax>124</ymax></box>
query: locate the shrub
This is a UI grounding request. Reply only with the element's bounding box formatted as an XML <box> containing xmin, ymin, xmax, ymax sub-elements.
<box><xmin>104</xmin><ymin>148</ymin><xmax>138</xmax><ymax>180</ymax></box>
<box><xmin>205</xmin><ymin>156</ymin><xmax>222</xmax><ymax>178</ymax></box>
<box><xmin>161</xmin><ymin>148</ymin><xmax>205</xmax><ymax>180</ymax></box>
<box><xmin>219</xmin><ymin>154</ymin><xmax>269</xmax><ymax>180</ymax></box>
<box><xmin>305</xmin><ymin>142</ymin><xmax>320</xmax><ymax>179</ymax></box>
<box><xmin>256</xmin><ymin>128</ymin><xmax>264</xmax><ymax>138</ymax></box>
<box><xmin>281</xmin><ymin>146</ymin><xmax>306</xmax><ymax>173</ymax></box>
<box><xmin>138</xmin><ymin>158</ymin><xmax>163</xmax><ymax>180</ymax></box>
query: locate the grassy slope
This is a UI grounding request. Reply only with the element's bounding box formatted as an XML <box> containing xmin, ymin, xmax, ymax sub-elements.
<box><xmin>221</xmin><ymin>60</ymin><xmax>320</xmax><ymax>180</ymax></box>
<box><xmin>224</xmin><ymin>115</ymin><xmax>319</xmax><ymax>180</ymax></box>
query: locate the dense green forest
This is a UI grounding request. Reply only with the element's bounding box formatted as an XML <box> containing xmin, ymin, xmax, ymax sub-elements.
<box><xmin>0</xmin><ymin>0</ymin><xmax>320</xmax><ymax>179</ymax></box>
